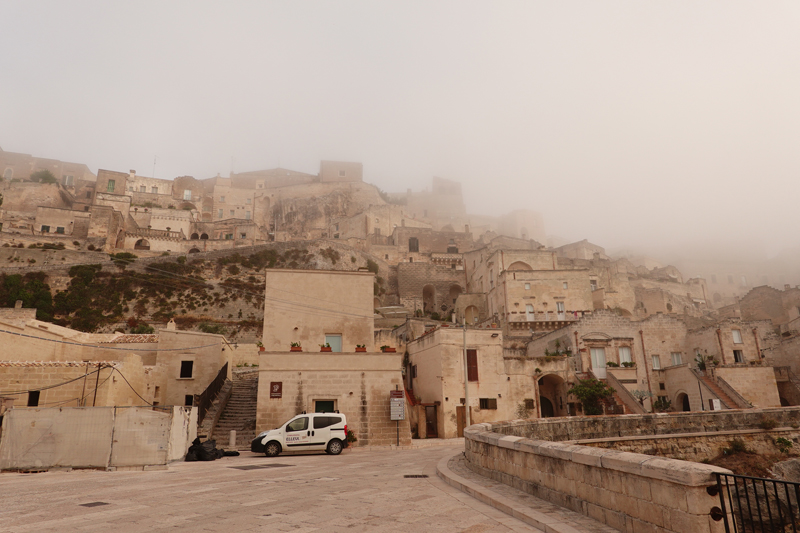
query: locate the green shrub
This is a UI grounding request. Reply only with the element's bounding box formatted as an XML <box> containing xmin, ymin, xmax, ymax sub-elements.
<box><xmin>567</xmin><ymin>378</ymin><xmax>615</xmax><ymax>416</ymax></box>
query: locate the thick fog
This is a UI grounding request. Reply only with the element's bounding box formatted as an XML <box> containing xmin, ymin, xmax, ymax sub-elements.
<box><xmin>1</xmin><ymin>2</ymin><xmax>799</xmax><ymax>256</ymax></box>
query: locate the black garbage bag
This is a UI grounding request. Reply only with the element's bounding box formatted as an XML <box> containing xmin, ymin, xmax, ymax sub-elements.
<box><xmin>184</xmin><ymin>449</ymin><xmax>198</xmax><ymax>462</ymax></box>
<box><xmin>197</xmin><ymin>439</ymin><xmax>218</xmax><ymax>461</ymax></box>
<box><xmin>223</xmin><ymin>450</ymin><xmax>240</xmax><ymax>457</ymax></box>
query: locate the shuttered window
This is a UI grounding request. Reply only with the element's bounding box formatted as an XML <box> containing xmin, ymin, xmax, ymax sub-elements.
<box><xmin>467</xmin><ymin>349</ymin><xmax>478</xmax><ymax>382</ymax></box>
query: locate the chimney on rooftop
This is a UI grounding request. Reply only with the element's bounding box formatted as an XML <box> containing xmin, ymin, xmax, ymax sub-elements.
<box><xmin>129</xmin><ymin>170</ymin><xmax>136</xmax><ymax>178</ymax></box>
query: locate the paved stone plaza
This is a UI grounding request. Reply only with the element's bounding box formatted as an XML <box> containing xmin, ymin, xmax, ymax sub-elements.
<box><xmin>0</xmin><ymin>445</ymin><xmax>545</xmax><ymax>533</ymax></box>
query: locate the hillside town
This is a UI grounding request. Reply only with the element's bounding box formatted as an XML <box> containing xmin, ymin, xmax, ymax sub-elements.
<box><xmin>3</xmin><ymin>145</ymin><xmax>800</xmax><ymax>532</ymax></box>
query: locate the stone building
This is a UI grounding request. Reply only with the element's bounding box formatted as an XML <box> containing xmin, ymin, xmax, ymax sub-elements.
<box><xmin>256</xmin><ymin>268</ymin><xmax>411</xmax><ymax>447</ymax></box>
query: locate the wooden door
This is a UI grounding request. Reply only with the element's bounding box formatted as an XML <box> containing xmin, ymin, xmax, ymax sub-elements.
<box><xmin>425</xmin><ymin>405</ymin><xmax>438</xmax><ymax>438</ymax></box>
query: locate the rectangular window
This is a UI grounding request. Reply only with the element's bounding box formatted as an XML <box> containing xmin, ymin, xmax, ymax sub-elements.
<box><xmin>556</xmin><ymin>302</ymin><xmax>565</xmax><ymax>313</ymax></box>
<box><xmin>524</xmin><ymin>398</ymin><xmax>535</xmax><ymax>410</ymax></box>
<box><xmin>139</xmin><ymin>185</ymin><xmax>146</xmax><ymax>192</ymax></box>
<box><xmin>219</xmin><ymin>196</ymin><xmax>225</xmax><ymax>203</ymax></box>
<box><xmin>563</xmin><ymin>282</ymin><xmax>568</xmax><ymax>289</ymax></box>
<box><xmin>467</xmin><ymin>349</ymin><xmax>478</xmax><ymax>382</ymax></box>
<box><xmin>41</xmin><ymin>225</ymin><xmax>50</xmax><ymax>233</ymax></box>
<box><xmin>619</xmin><ymin>346</ymin><xmax>632</xmax><ymax>364</ymax></box>
<box><xmin>218</xmin><ymin>209</ymin><xmax>223</xmax><ymax>219</ymax></box>
<box><xmin>151</xmin><ymin>186</ymin><xmax>158</xmax><ymax>194</ymax></box>
<box><xmin>734</xmin><ymin>350</ymin><xmax>744</xmax><ymax>363</ymax></box>
<box><xmin>324</xmin><ymin>334</ymin><xmax>342</xmax><ymax>352</ymax></box>
<box><xmin>245</xmin><ymin>211</ymin><xmax>251</xmax><ymax>220</ymax></box>
<box><xmin>63</xmin><ymin>175</ymin><xmax>74</xmax><ymax>186</ymax></box>
<box><xmin>185</xmin><ymin>395</ymin><xmax>194</xmax><ymax>407</ymax></box>
<box><xmin>224</xmin><ymin>233</ymin><xmax>233</xmax><ymax>240</ymax></box>
<box><xmin>732</xmin><ymin>330</ymin><xmax>743</xmax><ymax>344</ymax></box>
<box><xmin>651</xmin><ymin>355</ymin><xmax>661</xmax><ymax>369</ymax></box>
<box><xmin>229</xmin><ymin>210</ymin><xmax>235</xmax><ymax>217</ymax></box>
<box><xmin>86</xmin><ymin>191</ymin><xmax>92</xmax><ymax>199</ymax></box>
<box><xmin>411</xmin><ymin>365</ymin><xmax>417</xmax><ymax>379</ymax></box>
<box><xmin>657</xmin><ymin>395</ymin><xmax>668</xmax><ymax>404</ymax></box>
<box><xmin>659</xmin><ymin>382</ymin><xmax>666</xmax><ymax>390</ymax></box>
<box><xmin>180</xmin><ymin>360</ymin><xmax>193</xmax><ymax>378</ymax></box>
<box><xmin>27</xmin><ymin>390</ymin><xmax>40</xmax><ymax>407</ymax></box>
<box><xmin>339</xmin><ymin>170</ymin><xmax>346</xmax><ymax>177</ymax></box>
<box><xmin>525</xmin><ymin>304</ymin><xmax>535</xmax><ymax>321</ymax></box>
<box><xmin>240</xmin><ymin>233</ymin><xmax>247</xmax><ymax>239</ymax></box>
<box><xmin>671</xmin><ymin>352</ymin><xmax>682</xmax><ymax>366</ymax></box>
<box><xmin>479</xmin><ymin>398</ymin><xmax>497</xmax><ymax>410</ymax></box>
<box><xmin>246</xmin><ymin>198</ymin><xmax>251</xmax><ymax>204</ymax></box>
<box><xmin>524</xmin><ymin>283</ymin><xmax>530</xmax><ymax>290</ymax></box>
<box><xmin>106</xmin><ymin>179</ymin><xmax>115</xmax><ymax>192</ymax></box>
<box><xmin>183</xmin><ymin>190</ymin><xmax>192</xmax><ymax>201</ymax></box>
<box><xmin>590</xmin><ymin>280</ymin><xmax>598</xmax><ymax>291</ymax></box>
<box><xmin>56</xmin><ymin>227</ymin><xmax>64</xmax><ymax>234</ymax></box>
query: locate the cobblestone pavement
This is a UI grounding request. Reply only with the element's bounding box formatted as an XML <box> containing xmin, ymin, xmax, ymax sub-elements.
<box><xmin>0</xmin><ymin>445</ymin><xmax>543</xmax><ymax>533</ymax></box>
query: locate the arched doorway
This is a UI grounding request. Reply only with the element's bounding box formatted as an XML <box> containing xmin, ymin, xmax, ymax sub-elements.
<box><xmin>189</xmin><ymin>248</ymin><xmax>201</xmax><ymax>254</ymax></box>
<box><xmin>538</xmin><ymin>374</ymin><xmax>568</xmax><ymax>417</ymax></box>
<box><xmin>200</xmin><ymin>233</ymin><xmax>209</xmax><ymax>240</ymax></box>
<box><xmin>190</xmin><ymin>233</ymin><xmax>199</xmax><ymax>240</ymax></box>
<box><xmin>676</xmin><ymin>392</ymin><xmax>690</xmax><ymax>412</ymax></box>
<box><xmin>540</xmin><ymin>397</ymin><xmax>555</xmax><ymax>418</ymax></box>
<box><xmin>134</xmin><ymin>239</ymin><xmax>150</xmax><ymax>250</ymax></box>
<box><xmin>422</xmin><ymin>285</ymin><xmax>436</xmax><ymax>315</ymax></box>
<box><xmin>465</xmin><ymin>305</ymin><xmax>479</xmax><ymax>324</ymax></box>
<box><xmin>448</xmin><ymin>285</ymin><xmax>462</xmax><ymax>305</ymax></box>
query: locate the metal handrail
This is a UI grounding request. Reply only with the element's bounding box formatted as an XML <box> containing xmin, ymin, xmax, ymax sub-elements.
<box><xmin>194</xmin><ymin>362</ymin><xmax>229</xmax><ymax>424</ymax></box>
<box><xmin>715</xmin><ymin>472</ymin><xmax>800</xmax><ymax>533</ymax></box>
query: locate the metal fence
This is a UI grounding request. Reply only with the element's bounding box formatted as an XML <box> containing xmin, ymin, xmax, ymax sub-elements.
<box><xmin>194</xmin><ymin>362</ymin><xmax>228</xmax><ymax>424</ymax></box>
<box><xmin>715</xmin><ymin>472</ymin><xmax>800</xmax><ymax>532</ymax></box>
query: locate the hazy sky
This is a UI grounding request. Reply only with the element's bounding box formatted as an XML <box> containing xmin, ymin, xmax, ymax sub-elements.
<box><xmin>2</xmin><ymin>2</ymin><xmax>799</xmax><ymax>254</ymax></box>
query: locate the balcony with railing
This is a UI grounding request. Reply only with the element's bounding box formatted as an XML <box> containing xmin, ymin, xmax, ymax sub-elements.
<box><xmin>507</xmin><ymin>310</ymin><xmax>590</xmax><ymax>332</ymax></box>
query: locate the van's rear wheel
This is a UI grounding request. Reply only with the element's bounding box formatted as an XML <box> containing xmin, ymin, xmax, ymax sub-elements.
<box><xmin>265</xmin><ymin>441</ymin><xmax>281</xmax><ymax>457</ymax></box>
<box><xmin>326</xmin><ymin>439</ymin><xmax>343</xmax><ymax>455</ymax></box>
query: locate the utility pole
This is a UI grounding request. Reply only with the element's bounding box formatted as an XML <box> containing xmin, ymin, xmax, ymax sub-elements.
<box><xmin>92</xmin><ymin>362</ymin><xmax>101</xmax><ymax>407</ymax></box>
<box><xmin>463</xmin><ymin>318</ymin><xmax>470</xmax><ymax>428</ymax></box>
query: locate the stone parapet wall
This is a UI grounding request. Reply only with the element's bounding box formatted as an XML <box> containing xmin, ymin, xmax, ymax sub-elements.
<box><xmin>489</xmin><ymin>407</ymin><xmax>800</xmax><ymax>442</ymax></box>
<box><xmin>465</xmin><ymin>421</ymin><xmax>732</xmax><ymax>532</ymax></box>
<box><xmin>575</xmin><ymin>427</ymin><xmax>800</xmax><ymax>462</ymax></box>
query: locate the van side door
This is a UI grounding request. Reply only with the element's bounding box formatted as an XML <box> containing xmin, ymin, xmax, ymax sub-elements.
<box><xmin>283</xmin><ymin>416</ymin><xmax>311</xmax><ymax>449</ymax></box>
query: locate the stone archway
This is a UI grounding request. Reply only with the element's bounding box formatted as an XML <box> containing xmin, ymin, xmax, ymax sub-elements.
<box><xmin>134</xmin><ymin>239</ymin><xmax>150</xmax><ymax>250</ymax></box>
<box><xmin>538</xmin><ymin>374</ymin><xmax>568</xmax><ymax>417</ymax></box>
<box><xmin>540</xmin><ymin>397</ymin><xmax>555</xmax><ymax>418</ymax></box>
<box><xmin>200</xmin><ymin>233</ymin><xmax>209</xmax><ymax>240</ymax></box>
<box><xmin>465</xmin><ymin>305</ymin><xmax>479</xmax><ymax>324</ymax></box>
<box><xmin>189</xmin><ymin>248</ymin><xmax>201</xmax><ymax>254</ymax></box>
<box><xmin>190</xmin><ymin>233</ymin><xmax>199</xmax><ymax>240</ymax></box>
<box><xmin>676</xmin><ymin>392</ymin><xmax>691</xmax><ymax>412</ymax></box>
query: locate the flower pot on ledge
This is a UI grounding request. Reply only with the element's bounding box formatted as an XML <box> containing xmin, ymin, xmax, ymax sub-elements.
<box><xmin>320</xmin><ymin>347</ymin><xmax>332</xmax><ymax>352</ymax></box>
<box><xmin>381</xmin><ymin>347</ymin><xmax>396</xmax><ymax>353</ymax></box>
<box><xmin>258</xmin><ymin>346</ymin><xmax>265</xmax><ymax>352</ymax></box>
<box><xmin>355</xmin><ymin>347</ymin><xmax>367</xmax><ymax>352</ymax></box>
<box><xmin>290</xmin><ymin>346</ymin><xmax>302</xmax><ymax>352</ymax></box>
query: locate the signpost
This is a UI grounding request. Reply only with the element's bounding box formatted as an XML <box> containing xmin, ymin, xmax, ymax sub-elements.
<box><xmin>390</xmin><ymin>389</ymin><xmax>404</xmax><ymax>446</ymax></box>
<box><xmin>270</xmin><ymin>382</ymin><xmax>282</xmax><ymax>399</ymax></box>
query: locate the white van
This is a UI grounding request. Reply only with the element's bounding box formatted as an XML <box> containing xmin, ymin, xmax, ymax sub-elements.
<box><xmin>251</xmin><ymin>412</ymin><xmax>348</xmax><ymax>457</ymax></box>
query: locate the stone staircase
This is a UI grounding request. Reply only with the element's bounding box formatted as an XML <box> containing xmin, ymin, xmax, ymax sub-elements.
<box><xmin>213</xmin><ymin>370</ymin><xmax>259</xmax><ymax>448</ymax></box>
<box><xmin>574</xmin><ymin>371</ymin><xmax>629</xmax><ymax>415</ymax></box>
<box><xmin>696</xmin><ymin>373</ymin><xmax>738</xmax><ymax>409</ymax></box>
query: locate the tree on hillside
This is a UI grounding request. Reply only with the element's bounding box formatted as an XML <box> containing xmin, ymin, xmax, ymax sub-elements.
<box><xmin>30</xmin><ymin>169</ymin><xmax>58</xmax><ymax>184</ymax></box>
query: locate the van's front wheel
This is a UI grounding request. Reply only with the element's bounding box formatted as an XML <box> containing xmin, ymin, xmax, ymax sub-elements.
<box><xmin>265</xmin><ymin>441</ymin><xmax>281</xmax><ymax>457</ymax></box>
<box><xmin>326</xmin><ymin>439</ymin><xmax>343</xmax><ymax>455</ymax></box>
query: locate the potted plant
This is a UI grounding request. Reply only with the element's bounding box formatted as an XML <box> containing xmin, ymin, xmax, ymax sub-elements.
<box><xmin>621</xmin><ymin>361</ymin><xmax>636</xmax><ymax>368</ymax></box>
<box><xmin>320</xmin><ymin>343</ymin><xmax>332</xmax><ymax>352</ymax></box>
<box><xmin>355</xmin><ymin>344</ymin><xmax>367</xmax><ymax>352</ymax></box>
<box><xmin>256</xmin><ymin>341</ymin><xmax>265</xmax><ymax>352</ymax></box>
<box><xmin>290</xmin><ymin>342</ymin><xmax>302</xmax><ymax>352</ymax></box>
<box><xmin>380</xmin><ymin>345</ymin><xmax>396</xmax><ymax>353</ymax></box>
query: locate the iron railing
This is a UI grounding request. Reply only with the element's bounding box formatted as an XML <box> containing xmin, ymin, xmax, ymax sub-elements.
<box><xmin>194</xmin><ymin>362</ymin><xmax>228</xmax><ymax>424</ymax></box>
<box><xmin>715</xmin><ymin>472</ymin><xmax>800</xmax><ymax>532</ymax></box>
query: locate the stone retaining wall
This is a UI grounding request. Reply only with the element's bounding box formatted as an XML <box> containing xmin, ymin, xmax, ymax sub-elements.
<box><xmin>465</xmin><ymin>422</ymin><xmax>731</xmax><ymax>532</ymax></box>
